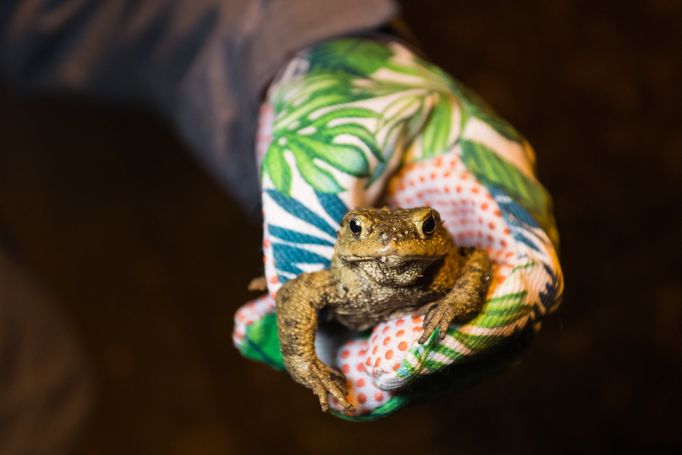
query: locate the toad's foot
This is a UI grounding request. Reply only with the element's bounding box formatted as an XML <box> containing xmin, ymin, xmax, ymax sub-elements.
<box><xmin>290</xmin><ymin>357</ymin><xmax>354</xmax><ymax>413</ymax></box>
<box><xmin>418</xmin><ymin>293</ymin><xmax>484</xmax><ymax>344</ymax></box>
<box><xmin>247</xmin><ymin>276</ymin><xmax>267</xmax><ymax>291</ymax></box>
<box><xmin>418</xmin><ymin>248</ymin><xmax>491</xmax><ymax>344</ymax></box>
<box><xmin>418</xmin><ymin>299</ymin><xmax>459</xmax><ymax>344</ymax></box>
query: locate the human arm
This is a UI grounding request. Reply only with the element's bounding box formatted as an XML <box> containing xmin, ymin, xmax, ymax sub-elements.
<box><xmin>0</xmin><ymin>0</ymin><xmax>397</xmax><ymax>213</ymax></box>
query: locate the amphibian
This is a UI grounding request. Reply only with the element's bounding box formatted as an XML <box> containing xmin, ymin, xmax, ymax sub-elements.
<box><xmin>275</xmin><ymin>207</ymin><xmax>492</xmax><ymax>412</ymax></box>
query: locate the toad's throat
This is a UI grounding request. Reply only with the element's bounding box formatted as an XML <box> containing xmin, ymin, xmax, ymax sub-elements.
<box><xmin>341</xmin><ymin>255</ymin><xmax>443</xmax><ymax>287</ymax></box>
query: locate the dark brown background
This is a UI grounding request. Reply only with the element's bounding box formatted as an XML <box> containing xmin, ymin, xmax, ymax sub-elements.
<box><xmin>0</xmin><ymin>0</ymin><xmax>680</xmax><ymax>453</ymax></box>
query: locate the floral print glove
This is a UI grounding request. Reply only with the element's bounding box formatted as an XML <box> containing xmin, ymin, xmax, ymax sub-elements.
<box><xmin>233</xmin><ymin>38</ymin><xmax>564</xmax><ymax>420</ymax></box>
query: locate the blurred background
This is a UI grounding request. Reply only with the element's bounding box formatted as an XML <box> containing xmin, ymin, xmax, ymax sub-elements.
<box><xmin>0</xmin><ymin>0</ymin><xmax>679</xmax><ymax>453</ymax></box>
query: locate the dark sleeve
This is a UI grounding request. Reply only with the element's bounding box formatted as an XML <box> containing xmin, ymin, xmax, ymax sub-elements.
<box><xmin>0</xmin><ymin>0</ymin><xmax>397</xmax><ymax>215</ymax></box>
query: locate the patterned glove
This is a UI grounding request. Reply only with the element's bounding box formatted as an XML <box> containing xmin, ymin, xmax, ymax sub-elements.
<box><xmin>233</xmin><ymin>38</ymin><xmax>563</xmax><ymax>420</ymax></box>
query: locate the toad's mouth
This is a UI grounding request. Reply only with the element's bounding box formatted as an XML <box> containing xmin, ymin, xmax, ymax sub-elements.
<box><xmin>341</xmin><ymin>255</ymin><xmax>444</xmax><ymax>286</ymax></box>
<box><xmin>341</xmin><ymin>254</ymin><xmax>442</xmax><ymax>264</ymax></box>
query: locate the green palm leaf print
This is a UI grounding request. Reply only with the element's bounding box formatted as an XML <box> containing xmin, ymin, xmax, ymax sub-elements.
<box><xmin>263</xmin><ymin>73</ymin><xmax>381</xmax><ymax>195</ymax></box>
<box><xmin>308</xmin><ymin>39</ymin><xmax>393</xmax><ymax>77</ymax></box>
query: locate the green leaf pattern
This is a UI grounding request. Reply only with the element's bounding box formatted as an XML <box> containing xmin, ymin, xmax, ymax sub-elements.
<box><xmin>262</xmin><ymin>39</ymin><xmax>541</xmax><ymax>204</ymax></box>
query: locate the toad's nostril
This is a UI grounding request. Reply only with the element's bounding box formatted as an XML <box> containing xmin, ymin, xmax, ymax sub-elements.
<box><xmin>379</xmin><ymin>231</ymin><xmax>390</xmax><ymax>244</ymax></box>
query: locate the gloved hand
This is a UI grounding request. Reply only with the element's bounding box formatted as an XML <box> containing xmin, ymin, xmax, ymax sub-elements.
<box><xmin>233</xmin><ymin>38</ymin><xmax>563</xmax><ymax>420</ymax></box>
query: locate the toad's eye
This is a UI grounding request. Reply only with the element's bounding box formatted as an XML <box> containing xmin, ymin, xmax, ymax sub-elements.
<box><xmin>421</xmin><ymin>215</ymin><xmax>437</xmax><ymax>236</ymax></box>
<box><xmin>349</xmin><ymin>218</ymin><xmax>362</xmax><ymax>236</ymax></box>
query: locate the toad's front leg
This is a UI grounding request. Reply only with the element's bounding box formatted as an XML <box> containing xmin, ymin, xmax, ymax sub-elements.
<box><xmin>275</xmin><ymin>270</ymin><xmax>353</xmax><ymax>412</ymax></box>
<box><xmin>419</xmin><ymin>248</ymin><xmax>492</xmax><ymax>344</ymax></box>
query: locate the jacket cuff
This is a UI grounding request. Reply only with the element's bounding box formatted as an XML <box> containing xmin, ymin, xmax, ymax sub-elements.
<box><xmin>241</xmin><ymin>0</ymin><xmax>398</xmax><ymax>106</ymax></box>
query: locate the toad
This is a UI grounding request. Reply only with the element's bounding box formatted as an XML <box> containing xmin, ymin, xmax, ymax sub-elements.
<box><xmin>274</xmin><ymin>207</ymin><xmax>492</xmax><ymax>412</ymax></box>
